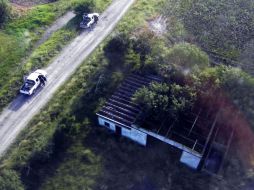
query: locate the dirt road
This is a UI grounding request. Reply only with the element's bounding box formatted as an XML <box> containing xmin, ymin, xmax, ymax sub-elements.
<box><xmin>35</xmin><ymin>11</ymin><xmax>76</xmax><ymax>47</ymax></box>
<box><xmin>0</xmin><ymin>0</ymin><xmax>135</xmax><ymax>157</ymax></box>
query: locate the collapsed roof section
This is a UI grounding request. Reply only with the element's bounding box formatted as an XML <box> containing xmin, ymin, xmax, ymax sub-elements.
<box><xmin>97</xmin><ymin>73</ymin><xmax>161</xmax><ymax>127</ymax></box>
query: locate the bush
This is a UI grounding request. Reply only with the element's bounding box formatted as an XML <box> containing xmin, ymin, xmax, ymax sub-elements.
<box><xmin>0</xmin><ymin>0</ymin><xmax>9</xmax><ymax>27</ymax></box>
<box><xmin>132</xmin><ymin>82</ymin><xmax>196</xmax><ymax>121</ymax></box>
<box><xmin>167</xmin><ymin>42</ymin><xmax>209</xmax><ymax>73</ymax></box>
<box><xmin>0</xmin><ymin>169</ymin><xmax>24</xmax><ymax>190</ymax></box>
<box><xmin>74</xmin><ymin>0</ymin><xmax>95</xmax><ymax>16</ymax></box>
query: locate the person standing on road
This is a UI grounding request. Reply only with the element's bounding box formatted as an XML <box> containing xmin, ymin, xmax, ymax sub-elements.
<box><xmin>38</xmin><ymin>75</ymin><xmax>47</xmax><ymax>87</ymax></box>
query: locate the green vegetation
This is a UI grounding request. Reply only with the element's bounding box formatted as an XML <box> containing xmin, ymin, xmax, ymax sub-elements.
<box><xmin>167</xmin><ymin>43</ymin><xmax>209</xmax><ymax>72</ymax></box>
<box><xmin>116</xmin><ymin>0</ymin><xmax>166</xmax><ymax>32</ymax></box>
<box><xmin>41</xmin><ymin>142</ymin><xmax>101</xmax><ymax>190</ymax></box>
<box><xmin>0</xmin><ymin>0</ymin><xmax>9</xmax><ymax>27</ymax></box>
<box><xmin>164</xmin><ymin>0</ymin><xmax>254</xmax><ymax>74</ymax></box>
<box><xmin>0</xmin><ymin>169</ymin><xmax>24</xmax><ymax>190</ymax></box>
<box><xmin>25</xmin><ymin>29</ymin><xmax>76</xmax><ymax>70</ymax></box>
<box><xmin>196</xmin><ymin>66</ymin><xmax>254</xmax><ymax>128</ymax></box>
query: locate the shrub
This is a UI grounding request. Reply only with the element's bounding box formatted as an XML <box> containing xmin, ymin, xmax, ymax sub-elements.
<box><xmin>0</xmin><ymin>0</ymin><xmax>9</xmax><ymax>27</ymax></box>
<box><xmin>74</xmin><ymin>0</ymin><xmax>95</xmax><ymax>16</ymax></box>
<box><xmin>167</xmin><ymin>42</ymin><xmax>209</xmax><ymax>73</ymax></box>
<box><xmin>0</xmin><ymin>169</ymin><xmax>24</xmax><ymax>190</ymax></box>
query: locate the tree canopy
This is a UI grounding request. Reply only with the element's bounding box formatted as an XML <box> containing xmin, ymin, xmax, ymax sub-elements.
<box><xmin>0</xmin><ymin>0</ymin><xmax>9</xmax><ymax>27</ymax></box>
<box><xmin>132</xmin><ymin>82</ymin><xmax>196</xmax><ymax>122</ymax></box>
<box><xmin>166</xmin><ymin>42</ymin><xmax>209</xmax><ymax>73</ymax></box>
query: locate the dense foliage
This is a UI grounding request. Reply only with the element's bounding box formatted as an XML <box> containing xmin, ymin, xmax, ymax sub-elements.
<box><xmin>166</xmin><ymin>42</ymin><xmax>209</xmax><ymax>73</ymax></box>
<box><xmin>133</xmin><ymin>82</ymin><xmax>197</xmax><ymax>122</ymax></box>
<box><xmin>164</xmin><ymin>0</ymin><xmax>254</xmax><ymax>75</ymax></box>
<box><xmin>165</xmin><ymin>0</ymin><xmax>254</xmax><ymax>55</ymax></box>
<box><xmin>0</xmin><ymin>0</ymin><xmax>9</xmax><ymax>27</ymax></box>
<box><xmin>0</xmin><ymin>169</ymin><xmax>24</xmax><ymax>190</ymax></box>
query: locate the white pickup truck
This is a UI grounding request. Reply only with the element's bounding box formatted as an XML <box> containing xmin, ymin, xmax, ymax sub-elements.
<box><xmin>20</xmin><ymin>69</ymin><xmax>47</xmax><ymax>95</ymax></box>
<box><xmin>80</xmin><ymin>13</ymin><xmax>99</xmax><ymax>29</ymax></box>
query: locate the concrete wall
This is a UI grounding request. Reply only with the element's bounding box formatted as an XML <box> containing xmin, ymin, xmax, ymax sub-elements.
<box><xmin>180</xmin><ymin>151</ymin><xmax>201</xmax><ymax>169</ymax></box>
<box><xmin>98</xmin><ymin>117</ymin><xmax>147</xmax><ymax>146</ymax></box>
<box><xmin>136</xmin><ymin>126</ymin><xmax>202</xmax><ymax>158</ymax></box>
<box><xmin>121</xmin><ymin>127</ymin><xmax>147</xmax><ymax>146</ymax></box>
<box><xmin>98</xmin><ymin>117</ymin><xmax>202</xmax><ymax>169</ymax></box>
<box><xmin>98</xmin><ymin>117</ymin><xmax>116</xmax><ymax>131</ymax></box>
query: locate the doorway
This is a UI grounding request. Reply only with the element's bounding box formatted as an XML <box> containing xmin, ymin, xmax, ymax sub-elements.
<box><xmin>115</xmin><ymin>125</ymin><xmax>122</xmax><ymax>136</ymax></box>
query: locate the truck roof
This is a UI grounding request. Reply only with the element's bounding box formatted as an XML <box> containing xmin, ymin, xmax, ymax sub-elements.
<box><xmin>27</xmin><ymin>72</ymin><xmax>40</xmax><ymax>81</ymax></box>
<box><xmin>26</xmin><ymin>70</ymin><xmax>47</xmax><ymax>81</ymax></box>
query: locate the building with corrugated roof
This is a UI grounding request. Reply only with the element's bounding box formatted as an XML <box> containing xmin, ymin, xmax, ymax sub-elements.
<box><xmin>97</xmin><ymin>74</ymin><xmax>233</xmax><ymax>172</ymax></box>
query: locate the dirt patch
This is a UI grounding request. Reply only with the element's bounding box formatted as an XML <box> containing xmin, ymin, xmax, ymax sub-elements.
<box><xmin>10</xmin><ymin>0</ymin><xmax>56</xmax><ymax>6</ymax></box>
<box><xmin>10</xmin><ymin>3</ymin><xmax>32</xmax><ymax>16</ymax></box>
<box><xmin>147</xmin><ymin>15</ymin><xmax>167</xmax><ymax>36</ymax></box>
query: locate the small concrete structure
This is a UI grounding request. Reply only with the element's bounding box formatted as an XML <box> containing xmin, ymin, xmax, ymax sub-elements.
<box><xmin>97</xmin><ymin>74</ymin><xmax>233</xmax><ymax>171</ymax></box>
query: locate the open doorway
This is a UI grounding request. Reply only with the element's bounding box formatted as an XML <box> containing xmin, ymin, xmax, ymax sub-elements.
<box><xmin>115</xmin><ymin>125</ymin><xmax>122</xmax><ymax>136</ymax></box>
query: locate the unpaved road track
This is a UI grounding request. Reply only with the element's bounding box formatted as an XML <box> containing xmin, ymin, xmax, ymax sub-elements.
<box><xmin>35</xmin><ymin>11</ymin><xmax>76</xmax><ymax>47</ymax></box>
<box><xmin>0</xmin><ymin>0</ymin><xmax>135</xmax><ymax>157</ymax></box>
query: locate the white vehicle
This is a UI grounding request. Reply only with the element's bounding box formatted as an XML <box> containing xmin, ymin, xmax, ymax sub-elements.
<box><xmin>20</xmin><ymin>69</ymin><xmax>47</xmax><ymax>95</ymax></box>
<box><xmin>80</xmin><ymin>13</ymin><xmax>99</xmax><ymax>29</ymax></box>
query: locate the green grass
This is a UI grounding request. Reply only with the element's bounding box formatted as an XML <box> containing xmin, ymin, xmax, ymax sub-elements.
<box><xmin>116</xmin><ymin>0</ymin><xmax>166</xmax><ymax>32</ymax></box>
<box><xmin>24</xmin><ymin>29</ymin><xmax>77</xmax><ymax>71</ymax></box>
<box><xmin>41</xmin><ymin>142</ymin><xmax>102</xmax><ymax>190</ymax></box>
<box><xmin>6</xmin><ymin>0</ymin><xmax>84</xmax><ymax>36</ymax></box>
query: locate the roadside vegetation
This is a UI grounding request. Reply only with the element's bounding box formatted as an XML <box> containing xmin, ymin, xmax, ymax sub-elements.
<box><xmin>0</xmin><ymin>0</ymin><xmax>253</xmax><ymax>189</ymax></box>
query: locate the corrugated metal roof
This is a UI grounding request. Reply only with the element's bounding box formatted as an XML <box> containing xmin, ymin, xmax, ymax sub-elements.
<box><xmin>97</xmin><ymin>73</ymin><xmax>161</xmax><ymax>127</ymax></box>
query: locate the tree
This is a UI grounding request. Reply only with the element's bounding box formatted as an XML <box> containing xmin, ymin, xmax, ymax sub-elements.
<box><xmin>132</xmin><ymin>82</ymin><xmax>170</xmax><ymax>114</ymax></box>
<box><xmin>0</xmin><ymin>0</ymin><xmax>9</xmax><ymax>27</ymax></box>
<box><xmin>104</xmin><ymin>33</ymin><xmax>130</xmax><ymax>68</ymax></box>
<box><xmin>196</xmin><ymin>65</ymin><xmax>254</xmax><ymax>130</ymax></box>
<box><xmin>166</xmin><ymin>42</ymin><xmax>209</xmax><ymax>74</ymax></box>
<box><xmin>132</xmin><ymin>82</ymin><xmax>197</xmax><ymax>122</ymax></box>
<box><xmin>124</xmin><ymin>48</ymin><xmax>141</xmax><ymax>71</ymax></box>
<box><xmin>169</xmin><ymin>83</ymin><xmax>196</xmax><ymax>116</ymax></box>
<box><xmin>0</xmin><ymin>169</ymin><xmax>24</xmax><ymax>190</ymax></box>
<box><xmin>74</xmin><ymin>0</ymin><xmax>95</xmax><ymax>16</ymax></box>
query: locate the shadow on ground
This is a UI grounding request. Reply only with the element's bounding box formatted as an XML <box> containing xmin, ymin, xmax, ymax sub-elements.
<box><xmin>8</xmin><ymin>86</ymin><xmax>44</xmax><ymax>111</ymax></box>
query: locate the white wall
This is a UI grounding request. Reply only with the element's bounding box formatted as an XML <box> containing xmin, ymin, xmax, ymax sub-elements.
<box><xmin>98</xmin><ymin>117</ymin><xmax>116</xmax><ymax>131</ymax></box>
<box><xmin>136</xmin><ymin>126</ymin><xmax>202</xmax><ymax>157</ymax></box>
<box><xmin>180</xmin><ymin>151</ymin><xmax>201</xmax><ymax>169</ymax></box>
<box><xmin>98</xmin><ymin>117</ymin><xmax>147</xmax><ymax>146</ymax></box>
<box><xmin>122</xmin><ymin>127</ymin><xmax>147</xmax><ymax>146</ymax></box>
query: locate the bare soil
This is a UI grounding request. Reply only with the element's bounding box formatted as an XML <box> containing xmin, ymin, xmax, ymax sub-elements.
<box><xmin>147</xmin><ymin>15</ymin><xmax>167</xmax><ymax>36</ymax></box>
